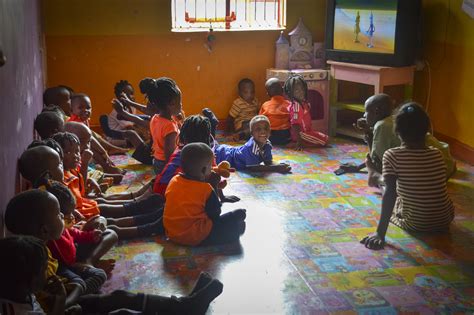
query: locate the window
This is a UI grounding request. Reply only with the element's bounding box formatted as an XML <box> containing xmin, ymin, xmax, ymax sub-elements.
<box><xmin>171</xmin><ymin>0</ymin><xmax>286</xmax><ymax>32</ymax></box>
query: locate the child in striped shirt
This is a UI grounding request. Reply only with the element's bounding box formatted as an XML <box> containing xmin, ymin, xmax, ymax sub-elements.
<box><xmin>361</xmin><ymin>103</ymin><xmax>454</xmax><ymax>250</ymax></box>
<box><xmin>227</xmin><ymin>78</ymin><xmax>260</xmax><ymax>140</ymax></box>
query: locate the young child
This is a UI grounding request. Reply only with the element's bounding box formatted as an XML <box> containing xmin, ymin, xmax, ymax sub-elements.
<box><xmin>146</xmin><ymin>77</ymin><xmax>183</xmax><ymax>174</ymax></box>
<box><xmin>215</xmin><ymin>115</ymin><xmax>292</xmax><ymax>173</ymax></box>
<box><xmin>0</xmin><ymin>236</ymin><xmax>66</xmax><ymax>315</ymax></box>
<box><xmin>108</xmin><ymin>80</ymin><xmax>136</xmax><ymax>133</ymax></box>
<box><xmin>259</xmin><ymin>77</ymin><xmax>291</xmax><ymax>145</ymax></box>
<box><xmin>227</xmin><ymin>78</ymin><xmax>260</xmax><ymax>140</ymax></box>
<box><xmin>43</xmin><ymin>86</ymin><xmax>72</xmax><ymax>117</ymax></box>
<box><xmin>284</xmin><ymin>75</ymin><xmax>329</xmax><ymax>149</ymax></box>
<box><xmin>68</xmin><ymin>93</ymin><xmax>128</xmax><ymax>175</ymax></box>
<box><xmin>164</xmin><ymin>143</ymin><xmax>247</xmax><ymax>246</ymax></box>
<box><xmin>19</xmin><ymin>144</ymin><xmax>65</xmax><ymax>184</ymax></box>
<box><xmin>361</xmin><ymin>103</ymin><xmax>455</xmax><ymax>250</ymax></box>
<box><xmin>5</xmin><ymin>190</ymin><xmax>223</xmax><ymax>314</ymax></box>
<box><xmin>44</xmin><ymin>179</ymin><xmax>115</xmax><ymax>291</ymax></box>
<box><xmin>34</xmin><ymin>110</ymin><xmax>65</xmax><ymax>139</ymax></box>
<box><xmin>4</xmin><ymin>189</ymin><xmax>82</xmax><ymax>310</ymax></box>
<box><xmin>107</xmin><ymin>115</ymin><xmax>240</xmax><ymax>240</ymax></box>
<box><xmin>352</xmin><ymin>94</ymin><xmax>400</xmax><ymax>186</ymax></box>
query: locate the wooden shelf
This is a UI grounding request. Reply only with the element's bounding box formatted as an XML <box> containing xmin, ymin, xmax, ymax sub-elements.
<box><xmin>335</xmin><ymin>102</ymin><xmax>365</xmax><ymax>112</ymax></box>
<box><xmin>335</xmin><ymin>125</ymin><xmax>365</xmax><ymax>140</ymax></box>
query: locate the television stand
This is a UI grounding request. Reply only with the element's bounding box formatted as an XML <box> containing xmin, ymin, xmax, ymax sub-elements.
<box><xmin>328</xmin><ymin>60</ymin><xmax>415</xmax><ymax>139</ymax></box>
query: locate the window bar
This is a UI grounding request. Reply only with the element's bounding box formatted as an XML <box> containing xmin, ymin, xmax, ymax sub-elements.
<box><xmin>205</xmin><ymin>0</ymin><xmax>207</xmax><ymax>21</ymax></box>
<box><xmin>195</xmin><ymin>0</ymin><xmax>197</xmax><ymax>23</ymax></box>
<box><xmin>274</xmin><ymin>0</ymin><xmax>276</xmax><ymax>21</ymax></box>
<box><xmin>215</xmin><ymin>0</ymin><xmax>217</xmax><ymax>22</ymax></box>
<box><xmin>263</xmin><ymin>0</ymin><xmax>266</xmax><ymax>26</ymax></box>
<box><xmin>175</xmin><ymin>0</ymin><xmax>178</xmax><ymax>27</ymax></box>
<box><xmin>225</xmin><ymin>0</ymin><xmax>231</xmax><ymax>29</ymax></box>
<box><xmin>245</xmin><ymin>0</ymin><xmax>248</xmax><ymax>23</ymax></box>
<box><xmin>254</xmin><ymin>0</ymin><xmax>257</xmax><ymax>24</ymax></box>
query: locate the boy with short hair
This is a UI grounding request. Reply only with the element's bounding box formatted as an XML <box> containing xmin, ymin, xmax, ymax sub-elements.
<box><xmin>215</xmin><ymin>115</ymin><xmax>291</xmax><ymax>173</ymax></box>
<box><xmin>43</xmin><ymin>86</ymin><xmax>72</xmax><ymax>117</ymax></box>
<box><xmin>259</xmin><ymin>78</ymin><xmax>291</xmax><ymax>145</ymax></box>
<box><xmin>164</xmin><ymin>143</ymin><xmax>247</xmax><ymax>246</ymax></box>
<box><xmin>227</xmin><ymin>78</ymin><xmax>260</xmax><ymax>140</ymax></box>
<box><xmin>34</xmin><ymin>111</ymin><xmax>65</xmax><ymax>139</ymax></box>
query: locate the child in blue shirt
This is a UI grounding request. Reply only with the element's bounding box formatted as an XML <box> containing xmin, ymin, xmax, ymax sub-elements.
<box><xmin>215</xmin><ymin>115</ymin><xmax>291</xmax><ymax>173</ymax></box>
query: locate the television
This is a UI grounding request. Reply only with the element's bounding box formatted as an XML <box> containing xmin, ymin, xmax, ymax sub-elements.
<box><xmin>325</xmin><ymin>0</ymin><xmax>421</xmax><ymax>67</ymax></box>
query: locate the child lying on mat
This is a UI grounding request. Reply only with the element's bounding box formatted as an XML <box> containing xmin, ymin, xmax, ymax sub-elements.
<box><xmin>215</xmin><ymin>115</ymin><xmax>291</xmax><ymax>173</ymax></box>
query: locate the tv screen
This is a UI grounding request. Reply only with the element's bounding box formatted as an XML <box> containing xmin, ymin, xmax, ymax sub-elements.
<box><xmin>325</xmin><ymin>0</ymin><xmax>421</xmax><ymax>66</ymax></box>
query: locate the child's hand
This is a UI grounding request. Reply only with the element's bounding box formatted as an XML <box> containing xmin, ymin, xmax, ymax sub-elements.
<box><xmin>73</xmin><ymin>210</ymin><xmax>86</xmax><ymax>222</ymax></box>
<box><xmin>354</xmin><ymin>117</ymin><xmax>370</xmax><ymax>132</ymax></box>
<box><xmin>112</xmin><ymin>98</ymin><xmax>126</xmax><ymax>113</ymax></box>
<box><xmin>86</xmin><ymin>178</ymin><xmax>102</xmax><ymax>197</ymax></box>
<box><xmin>45</xmin><ymin>275</ymin><xmax>67</xmax><ymax>298</ymax></box>
<box><xmin>206</xmin><ymin>171</ymin><xmax>221</xmax><ymax>189</ymax></box>
<box><xmin>221</xmin><ymin>195</ymin><xmax>240</xmax><ymax>203</ymax></box>
<box><xmin>365</xmin><ymin>153</ymin><xmax>376</xmax><ymax>171</ymax></box>
<box><xmin>276</xmin><ymin>163</ymin><xmax>292</xmax><ymax>174</ymax></box>
<box><xmin>360</xmin><ymin>233</ymin><xmax>385</xmax><ymax>250</ymax></box>
<box><xmin>119</xmin><ymin>92</ymin><xmax>132</xmax><ymax>106</ymax></box>
<box><xmin>92</xmin><ymin>229</ymin><xmax>103</xmax><ymax>243</ymax></box>
<box><xmin>81</xmin><ymin>214</ymin><xmax>101</xmax><ymax>231</ymax></box>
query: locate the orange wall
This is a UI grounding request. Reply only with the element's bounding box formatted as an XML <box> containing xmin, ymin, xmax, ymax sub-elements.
<box><xmin>43</xmin><ymin>0</ymin><xmax>326</xmax><ymax>124</ymax></box>
<box><xmin>414</xmin><ymin>0</ymin><xmax>474</xmax><ymax>147</ymax></box>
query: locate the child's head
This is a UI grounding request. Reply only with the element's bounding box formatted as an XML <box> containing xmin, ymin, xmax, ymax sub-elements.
<box><xmin>38</xmin><ymin>179</ymin><xmax>77</xmax><ymax>229</ymax></box>
<box><xmin>250</xmin><ymin>115</ymin><xmax>271</xmax><ymax>146</ymax></box>
<box><xmin>34</xmin><ymin>111</ymin><xmax>65</xmax><ymax>139</ymax></box>
<box><xmin>179</xmin><ymin>115</ymin><xmax>212</xmax><ymax>147</ymax></box>
<box><xmin>0</xmin><ymin>236</ymin><xmax>48</xmax><ymax>298</ymax></box>
<box><xmin>43</xmin><ymin>86</ymin><xmax>72</xmax><ymax>116</ymax></box>
<box><xmin>114</xmin><ymin>80</ymin><xmax>135</xmax><ymax>101</ymax></box>
<box><xmin>139</xmin><ymin>77</ymin><xmax>155</xmax><ymax>96</ymax></box>
<box><xmin>5</xmin><ymin>189</ymin><xmax>64</xmax><ymax>241</ymax></box>
<box><xmin>64</xmin><ymin>121</ymin><xmax>92</xmax><ymax>153</ymax></box>
<box><xmin>52</xmin><ymin>132</ymin><xmax>81</xmax><ymax>171</ymax></box>
<box><xmin>284</xmin><ymin>75</ymin><xmax>307</xmax><ymax>103</ymax></box>
<box><xmin>265</xmin><ymin>78</ymin><xmax>283</xmax><ymax>97</ymax></box>
<box><xmin>364</xmin><ymin>94</ymin><xmax>393</xmax><ymax>128</ymax></box>
<box><xmin>395</xmin><ymin>102</ymin><xmax>430</xmax><ymax>144</ymax></box>
<box><xmin>144</xmin><ymin>77</ymin><xmax>182</xmax><ymax>116</ymax></box>
<box><xmin>19</xmin><ymin>143</ymin><xmax>64</xmax><ymax>183</ymax></box>
<box><xmin>238</xmin><ymin>78</ymin><xmax>255</xmax><ymax>103</ymax></box>
<box><xmin>181</xmin><ymin>143</ymin><xmax>214</xmax><ymax>180</ymax></box>
<box><xmin>71</xmin><ymin>93</ymin><xmax>92</xmax><ymax>121</ymax></box>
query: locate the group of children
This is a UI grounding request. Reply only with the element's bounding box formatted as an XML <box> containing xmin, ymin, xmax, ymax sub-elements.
<box><xmin>1</xmin><ymin>72</ymin><xmax>457</xmax><ymax>313</ymax></box>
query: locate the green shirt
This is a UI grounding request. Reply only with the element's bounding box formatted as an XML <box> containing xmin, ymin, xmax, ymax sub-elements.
<box><xmin>371</xmin><ymin>116</ymin><xmax>401</xmax><ymax>171</ymax></box>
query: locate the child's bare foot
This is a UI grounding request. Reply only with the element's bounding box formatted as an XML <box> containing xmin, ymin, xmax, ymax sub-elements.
<box><xmin>95</xmin><ymin>259</ymin><xmax>116</xmax><ymax>277</ymax></box>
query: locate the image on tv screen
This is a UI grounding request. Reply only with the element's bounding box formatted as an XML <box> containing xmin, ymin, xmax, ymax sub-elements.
<box><xmin>334</xmin><ymin>0</ymin><xmax>398</xmax><ymax>54</ymax></box>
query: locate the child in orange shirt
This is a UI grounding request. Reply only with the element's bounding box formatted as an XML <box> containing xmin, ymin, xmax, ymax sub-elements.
<box><xmin>259</xmin><ymin>78</ymin><xmax>291</xmax><ymax>145</ymax></box>
<box><xmin>164</xmin><ymin>143</ymin><xmax>246</xmax><ymax>246</ymax></box>
<box><xmin>145</xmin><ymin>77</ymin><xmax>183</xmax><ymax>174</ymax></box>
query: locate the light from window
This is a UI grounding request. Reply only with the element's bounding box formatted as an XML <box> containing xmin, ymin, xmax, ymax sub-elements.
<box><xmin>171</xmin><ymin>0</ymin><xmax>286</xmax><ymax>32</ymax></box>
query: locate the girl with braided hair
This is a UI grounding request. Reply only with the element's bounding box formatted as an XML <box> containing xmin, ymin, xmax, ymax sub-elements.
<box><xmin>284</xmin><ymin>75</ymin><xmax>329</xmax><ymax>150</ymax></box>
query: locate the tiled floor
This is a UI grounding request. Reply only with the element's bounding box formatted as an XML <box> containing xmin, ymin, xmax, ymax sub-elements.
<box><xmin>103</xmin><ymin>138</ymin><xmax>474</xmax><ymax>314</ymax></box>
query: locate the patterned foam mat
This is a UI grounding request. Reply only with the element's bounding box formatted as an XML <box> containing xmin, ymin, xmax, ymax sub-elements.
<box><xmin>103</xmin><ymin>137</ymin><xmax>474</xmax><ymax>314</ymax></box>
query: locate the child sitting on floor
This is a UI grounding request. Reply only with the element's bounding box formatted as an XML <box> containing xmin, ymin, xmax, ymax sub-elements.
<box><xmin>164</xmin><ymin>143</ymin><xmax>247</xmax><ymax>246</ymax></box>
<box><xmin>348</xmin><ymin>94</ymin><xmax>401</xmax><ymax>186</ymax></box>
<box><xmin>107</xmin><ymin>114</ymin><xmax>240</xmax><ymax>240</ymax></box>
<box><xmin>43</xmin><ymin>179</ymin><xmax>116</xmax><ymax>289</ymax></box>
<box><xmin>259</xmin><ymin>77</ymin><xmax>291</xmax><ymax>145</ymax></box>
<box><xmin>34</xmin><ymin>110</ymin><xmax>65</xmax><ymax>139</ymax></box>
<box><xmin>4</xmin><ymin>189</ymin><xmax>82</xmax><ymax>310</ymax></box>
<box><xmin>361</xmin><ymin>103</ymin><xmax>455</xmax><ymax>250</ymax></box>
<box><xmin>284</xmin><ymin>75</ymin><xmax>329</xmax><ymax>149</ymax></box>
<box><xmin>68</xmin><ymin>93</ymin><xmax>127</xmax><ymax>175</ymax></box>
<box><xmin>0</xmin><ymin>236</ymin><xmax>66</xmax><ymax>315</ymax></box>
<box><xmin>5</xmin><ymin>190</ymin><xmax>223</xmax><ymax>314</ymax></box>
<box><xmin>215</xmin><ymin>115</ymin><xmax>292</xmax><ymax>173</ymax></box>
<box><xmin>227</xmin><ymin>78</ymin><xmax>260</xmax><ymax>140</ymax></box>
<box><xmin>145</xmin><ymin>77</ymin><xmax>183</xmax><ymax>174</ymax></box>
<box><xmin>43</xmin><ymin>86</ymin><xmax>72</xmax><ymax>118</ymax></box>
<box><xmin>51</xmin><ymin>131</ymin><xmax>161</xmax><ymax>221</ymax></box>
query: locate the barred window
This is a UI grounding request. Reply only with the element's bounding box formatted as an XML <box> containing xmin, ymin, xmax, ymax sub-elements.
<box><xmin>171</xmin><ymin>0</ymin><xmax>286</xmax><ymax>32</ymax></box>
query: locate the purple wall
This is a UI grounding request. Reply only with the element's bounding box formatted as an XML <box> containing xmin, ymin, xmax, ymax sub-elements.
<box><xmin>0</xmin><ymin>0</ymin><xmax>44</xmax><ymax>236</ymax></box>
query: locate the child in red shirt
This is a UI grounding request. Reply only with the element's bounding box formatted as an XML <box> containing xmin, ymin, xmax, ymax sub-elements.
<box><xmin>284</xmin><ymin>75</ymin><xmax>329</xmax><ymax>150</ymax></box>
